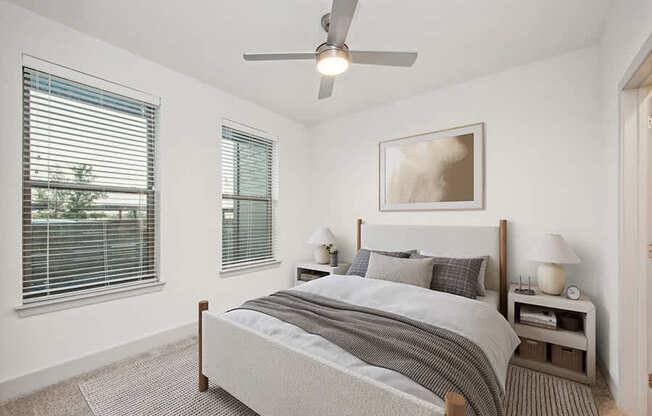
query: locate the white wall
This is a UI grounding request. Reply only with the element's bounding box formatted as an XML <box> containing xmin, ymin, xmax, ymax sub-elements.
<box><xmin>307</xmin><ymin>46</ymin><xmax>608</xmax><ymax>373</ymax></box>
<box><xmin>599</xmin><ymin>0</ymin><xmax>652</xmax><ymax>410</ymax></box>
<box><xmin>0</xmin><ymin>0</ymin><xmax>312</xmax><ymax>395</ymax></box>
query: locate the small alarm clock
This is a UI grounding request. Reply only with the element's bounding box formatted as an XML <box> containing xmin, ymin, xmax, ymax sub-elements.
<box><xmin>566</xmin><ymin>285</ymin><xmax>581</xmax><ymax>300</ymax></box>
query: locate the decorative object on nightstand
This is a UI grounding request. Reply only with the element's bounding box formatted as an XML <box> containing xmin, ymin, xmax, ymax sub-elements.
<box><xmin>508</xmin><ymin>284</ymin><xmax>595</xmax><ymax>384</ymax></box>
<box><xmin>527</xmin><ymin>233</ymin><xmax>580</xmax><ymax>295</ymax></box>
<box><xmin>307</xmin><ymin>226</ymin><xmax>336</xmax><ymax>264</ymax></box>
<box><xmin>514</xmin><ymin>275</ymin><xmax>535</xmax><ymax>295</ymax></box>
<box><xmin>326</xmin><ymin>244</ymin><xmax>339</xmax><ymax>267</ymax></box>
<box><xmin>295</xmin><ymin>262</ymin><xmax>351</xmax><ymax>286</ymax></box>
<box><xmin>566</xmin><ymin>285</ymin><xmax>581</xmax><ymax>300</ymax></box>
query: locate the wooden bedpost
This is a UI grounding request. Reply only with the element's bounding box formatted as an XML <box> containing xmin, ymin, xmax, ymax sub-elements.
<box><xmin>445</xmin><ymin>392</ymin><xmax>466</xmax><ymax>416</ymax></box>
<box><xmin>198</xmin><ymin>300</ymin><xmax>209</xmax><ymax>392</ymax></box>
<box><xmin>356</xmin><ymin>218</ymin><xmax>362</xmax><ymax>251</ymax></box>
<box><xmin>499</xmin><ymin>219</ymin><xmax>507</xmax><ymax>317</ymax></box>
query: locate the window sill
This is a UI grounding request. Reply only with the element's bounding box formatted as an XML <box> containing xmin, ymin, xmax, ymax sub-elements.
<box><xmin>15</xmin><ymin>281</ymin><xmax>166</xmax><ymax>317</ymax></box>
<box><xmin>220</xmin><ymin>260</ymin><xmax>282</xmax><ymax>277</ymax></box>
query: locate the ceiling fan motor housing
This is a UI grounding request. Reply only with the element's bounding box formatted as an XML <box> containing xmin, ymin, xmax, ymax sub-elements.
<box><xmin>316</xmin><ymin>43</ymin><xmax>349</xmax><ymax>63</ymax></box>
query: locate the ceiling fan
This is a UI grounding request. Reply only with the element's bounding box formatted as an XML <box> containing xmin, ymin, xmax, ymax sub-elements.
<box><xmin>243</xmin><ymin>0</ymin><xmax>418</xmax><ymax>99</ymax></box>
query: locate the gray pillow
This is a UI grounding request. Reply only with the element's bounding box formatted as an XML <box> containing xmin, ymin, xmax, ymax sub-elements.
<box><xmin>410</xmin><ymin>253</ymin><xmax>483</xmax><ymax>299</ymax></box>
<box><xmin>416</xmin><ymin>252</ymin><xmax>489</xmax><ymax>296</ymax></box>
<box><xmin>365</xmin><ymin>253</ymin><xmax>436</xmax><ymax>288</ymax></box>
<box><xmin>346</xmin><ymin>248</ymin><xmax>413</xmax><ymax>277</ymax></box>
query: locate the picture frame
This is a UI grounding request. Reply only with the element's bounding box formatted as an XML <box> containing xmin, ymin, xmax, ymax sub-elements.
<box><xmin>379</xmin><ymin>122</ymin><xmax>484</xmax><ymax>211</ymax></box>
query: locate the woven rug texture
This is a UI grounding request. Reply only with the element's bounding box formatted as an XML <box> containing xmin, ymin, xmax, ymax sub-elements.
<box><xmin>79</xmin><ymin>343</ymin><xmax>598</xmax><ymax>416</ymax></box>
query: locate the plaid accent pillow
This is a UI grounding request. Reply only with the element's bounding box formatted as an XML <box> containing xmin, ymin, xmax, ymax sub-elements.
<box><xmin>346</xmin><ymin>249</ymin><xmax>413</xmax><ymax>277</ymax></box>
<box><xmin>411</xmin><ymin>254</ymin><xmax>483</xmax><ymax>299</ymax></box>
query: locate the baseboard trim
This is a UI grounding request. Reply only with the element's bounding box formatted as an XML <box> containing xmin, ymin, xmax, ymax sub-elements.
<box><xmin>597</xmin><ymin>358</ymin><xmax>619</xmax><ymax>403</ymax></box>
<box><xmin>0</xmin><ymin>321</ymin><xmax>196</xmax><ymax>404</ymax></box>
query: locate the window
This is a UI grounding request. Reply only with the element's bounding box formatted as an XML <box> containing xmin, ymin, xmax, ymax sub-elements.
<box><xmin>22</xmin><ymin>66</ymin><xmax>158</xmax><ymax>302</ymax></box>
<box><xmin>220</xmin><ymin>122</ymin><xmax>278</xmax><ymax>271</ymax></box>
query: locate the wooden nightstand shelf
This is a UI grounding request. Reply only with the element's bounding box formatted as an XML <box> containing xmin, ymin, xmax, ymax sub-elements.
<box><xmin>295</xmin><ymin>262</ymin><xmax>350</xmax><ymax>286</ymax></box>
<box><xmin>508</xmin><ymin>284</ymin><xmax>596</xmax><ymax>384</ymax></box>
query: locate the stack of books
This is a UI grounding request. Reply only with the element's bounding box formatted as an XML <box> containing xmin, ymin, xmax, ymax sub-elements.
<box><xmin>520</xmin><ymin>305</ymin><xmax>557</xmax><ymax>330</ymax></box>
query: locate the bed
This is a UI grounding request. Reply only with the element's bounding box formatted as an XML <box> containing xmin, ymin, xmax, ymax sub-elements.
<box><xmin>198</xmin><ymin>219</ymin><xmax>516</xmax><ymax>416</ymax></box>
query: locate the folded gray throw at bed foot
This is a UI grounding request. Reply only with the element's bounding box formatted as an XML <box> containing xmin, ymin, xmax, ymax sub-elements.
<box><xmin>232</xmin><ymin>290</ymin><xmax>504</xmax><ymax>416</ymax></box>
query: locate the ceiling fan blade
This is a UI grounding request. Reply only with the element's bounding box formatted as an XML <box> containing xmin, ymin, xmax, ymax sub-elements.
<box><xmin>327</xmin><ymin>0</ymin><xmax>358</xmax><ymax>46</ymax></box>
<box><xmin>349</xmin><ymin>51</ymin><xmax>418</xmax><ymax>67</ymax></box>
<box><xmin>243</xmin><ymin>52</ymin><xmax>316</xmax><ymax>61</ymax></box>
<box><xmin>318</xmin><ymin>76</ymin><xmax>335</xmax><ymax>99</ymax></box>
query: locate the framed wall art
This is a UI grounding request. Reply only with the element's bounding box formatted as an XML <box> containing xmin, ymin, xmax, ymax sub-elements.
<box><xmin>379</xmin><ymin>123</ymin><xmax>484</xmax><ymax>211</ymax></box>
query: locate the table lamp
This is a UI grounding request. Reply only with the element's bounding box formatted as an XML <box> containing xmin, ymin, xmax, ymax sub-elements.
<box><xmin>307</xmin><ymin>226</ymin><xmax>335</xmax><ymax>264</ymax></box>
<box><xmin>527</xmin><ymin>233</ymin><xmax>581</xmax><ymax>295</ymax></box>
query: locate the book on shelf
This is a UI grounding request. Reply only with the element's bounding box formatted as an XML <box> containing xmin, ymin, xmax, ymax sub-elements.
<box><xmin>520</xmin><ymin>305</ymin><xmax>557</xmax><ymax>330</ymax></box>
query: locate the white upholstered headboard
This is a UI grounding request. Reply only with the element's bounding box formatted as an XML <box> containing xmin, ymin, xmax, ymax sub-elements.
<box><xmin>355</xmin><ymin>219</ymin><xmax>507</xmax><ymax>315</ymax></box>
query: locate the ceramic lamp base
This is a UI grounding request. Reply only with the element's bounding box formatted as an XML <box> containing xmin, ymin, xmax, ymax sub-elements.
<box><xmin>313</xmin><ymin>245</ymin><xmax>330</xmax><ymax>264</ymax></box>
<box><xmin>537</xmin><ymin>262</ymin><xmax>566</xmax><ymax>295</ymax></box>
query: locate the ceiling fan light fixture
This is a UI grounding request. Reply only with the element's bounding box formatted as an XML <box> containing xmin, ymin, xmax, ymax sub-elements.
<box><xmin>317</xmin><ymin>56</ymin><xmax>349</xmax><ymax>76</ymax></box>
<box><xmin>316</xmin><ymin>45</ymin><xmax>349</xmax><ymax>76</ymax></box>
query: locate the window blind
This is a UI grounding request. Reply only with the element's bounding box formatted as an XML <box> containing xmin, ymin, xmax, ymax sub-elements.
<box><xmin>22</xmin><ymin>67</ymin><xmax>158</xmax><ymax>302</ymax></box>
<box><xmin>221</xmin><ymin>124</ymin><xmax>278</xmax><ymax>270</ymax></box>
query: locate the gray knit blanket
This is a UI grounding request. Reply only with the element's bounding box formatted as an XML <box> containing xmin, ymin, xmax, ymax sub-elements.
<box><xmin>233</xmin><ymin>290</ymin><xmax>504</xmax><ymax>416</ymax></box>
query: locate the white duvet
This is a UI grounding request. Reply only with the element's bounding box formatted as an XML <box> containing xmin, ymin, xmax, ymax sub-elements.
<box><xmin>223</xmin><ymin>275</ymin><xmax>519</xmax><ymax>407</ymax></box>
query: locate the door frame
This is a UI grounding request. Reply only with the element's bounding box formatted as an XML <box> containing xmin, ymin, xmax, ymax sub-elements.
<box><xmin>619</xmin><ymin>34</ymin><xmax>652</xmax><ymax>416</ymax></box>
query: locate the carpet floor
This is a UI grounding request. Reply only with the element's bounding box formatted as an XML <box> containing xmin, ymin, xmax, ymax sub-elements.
<box><xmin>0</xmin><ymin>337</ymin><xmax>622</xmax><ymax>416</ymax></box>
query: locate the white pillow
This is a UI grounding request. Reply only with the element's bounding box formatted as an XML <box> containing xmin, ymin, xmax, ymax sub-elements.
<box><xmin>365</xmin><ymin>252</ymin><xmax>436</xmax><ymax>289</ymax></box>
<box><xmin>419</xmin><ymin>251</ymin><xmax>489</xmax><ymax>296</ymax></box>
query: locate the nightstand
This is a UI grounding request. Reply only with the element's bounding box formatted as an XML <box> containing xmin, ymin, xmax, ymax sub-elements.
<box><xmin>295</xmin><ymin>262</ymin><xmax>350</xmax><ymax>285</ymax></box>
<box><xmin>508</xmin><ymin>284</ymin><xmax>595</xmax><ymax>384</ymax></box>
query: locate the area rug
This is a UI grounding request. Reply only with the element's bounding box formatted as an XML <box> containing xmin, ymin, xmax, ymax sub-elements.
<box><xmin>504</xmin><ymin>365</ymin><xmax>598</xmax><ymax>416</ymax></box>
<box><xmin>80</xmin><ymin>342</ymin><xmax>598</xmax><ymax>416</ymax></box>
<box><xmin>79</xmin><ymin>343</ymin><xmax>256</xmax><ymax>416</ymax></box>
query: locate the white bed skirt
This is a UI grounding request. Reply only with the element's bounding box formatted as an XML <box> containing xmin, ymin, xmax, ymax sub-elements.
<box><xmin>202</xmin><ymin>311</ymin><xmax>446</xmax><ymax>416</ymax></box>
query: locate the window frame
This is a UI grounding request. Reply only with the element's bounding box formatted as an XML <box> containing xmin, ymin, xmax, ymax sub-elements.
<box><xmin>219</xmin><ymin>119</ymin><xmax>279</xmax><ymax>273</ymax></box>
<box><xmin>20</xmin><ymin>56</ymin><xmax>161</xmax><ymax>305</ymax></box>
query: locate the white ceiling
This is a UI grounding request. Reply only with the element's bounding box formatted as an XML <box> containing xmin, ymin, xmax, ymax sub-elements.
<box><xmin>10</xmin><ymin>0</ymin><xmax>611</xmax><ymax>125</ymax></box>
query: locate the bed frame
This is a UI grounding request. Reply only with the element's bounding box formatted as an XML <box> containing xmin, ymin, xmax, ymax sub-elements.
<box><xmin>198</xmin><ymin>219</ymin><xmax>508</xmax><ymax>416</ymax></box>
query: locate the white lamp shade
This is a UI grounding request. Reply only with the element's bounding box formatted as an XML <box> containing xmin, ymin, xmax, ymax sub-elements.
<box><xmin>527</xmin><ymin>233</ymin><xmax>581</xmax><ymax>264</ymax></box>
<box><xmin>307</xmin><ymin>226</ymin><xmax>336</xmax><ymax>245</ymax></box>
